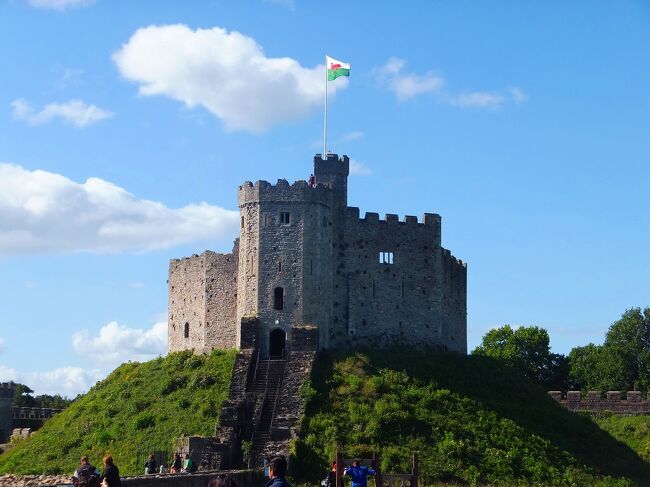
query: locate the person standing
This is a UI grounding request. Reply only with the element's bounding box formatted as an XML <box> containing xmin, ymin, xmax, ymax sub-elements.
<box><xmin>265</xmin><ymin>455</ymin><xmax>292</xmax><ymax>487</ymax></box>
<box><xmin>101</xmin><ymin>455</ymin><xmax>122</xmax><ymax>487</ymax></box>
<box><xmin>343</xmin><ymin>460</ymin><xmax>376</xmax><ymax>487</ymax></box>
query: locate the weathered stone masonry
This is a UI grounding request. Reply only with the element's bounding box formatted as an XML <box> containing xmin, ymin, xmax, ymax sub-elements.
<box><xmin>167</xmin><ymin>153</ymin><xmax>467</xmax><ymax>467</ymax></box>
<box><xmin>168</xmin><ymin>153</ymin><xmax>467</xmax><ymax>358</ymax></box>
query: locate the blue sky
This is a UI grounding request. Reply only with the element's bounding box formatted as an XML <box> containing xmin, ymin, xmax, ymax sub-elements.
<box><xmin>0</xmin><ymin>0</ymin><xmax>648</xmax><ymax>396</ymax></box>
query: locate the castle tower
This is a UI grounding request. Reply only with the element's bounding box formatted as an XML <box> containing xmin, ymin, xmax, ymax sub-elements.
<box><xmin>0</xmin><ymin>382</ymin><xmax>16</xmax><ymax>443</ymax></box>
<box><xmin>236</xmin><ymin>166</ymin><xmax>343</xmax><ymax>357</ymax></box>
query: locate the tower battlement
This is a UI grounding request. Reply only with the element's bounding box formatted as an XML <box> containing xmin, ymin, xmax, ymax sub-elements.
<box><xmin>238</xmin><ymin>179</ymin><xmax>333</xmax><ymax>206</ymax></box>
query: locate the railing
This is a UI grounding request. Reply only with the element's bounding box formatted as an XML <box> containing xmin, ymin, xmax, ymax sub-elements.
<box><xmin>250</xmin><ymin>347</ymin><xmax>261</xmax><ymax>387</ymax></box>
<box><xmin>269</xmin><ymin>354</ymin><xmax>286</xmax><ymax>433</ymax></box>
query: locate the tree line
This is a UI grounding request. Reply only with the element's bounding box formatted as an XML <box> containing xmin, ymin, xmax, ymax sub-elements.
<box><xmin>12</xmin><ymin>383</ymin><xmax>73</xmax><ymax>409</ymax></box>
<box><xmin>473</xmin><ymin>306</ymin><xmax>650</xmax><ymax>392</ymax></box>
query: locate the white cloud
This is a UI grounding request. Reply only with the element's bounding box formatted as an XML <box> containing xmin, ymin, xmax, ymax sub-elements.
<box><xmin>27</xmin><ymin>0</ymin><xmax>95</xmax><ymax>10</ymax></box>
<box><xmin>349</xmin><ymin>159</ymin><xmax>372</xmax><ymax>176</ymax></box>
<box><xmin>375</xmin><ymin>57</ymin><xmax>526</xmax><ymax>108</ymax></box>
<box><xmin>341</xmin><ymin>131</ymin><xmax>364</xmax><ymax>142</ymax></box>
<box><xmin>113</xmin><ymin>24</ymin><xmax>347</xmax><ymax>132</ymax></box>
<box><xmin>0</xmin><ymin>365</ymin><xmax>103</xmax><ymax>397</ymax></box>
<box><xmin>0</xmin><ymin>163</ymin><xmax>239</xmax><ymax>256</ymax></box>
<box><xmin>73</xmin><ymin>321</ymin><xmax>167</xmax><ymax>367</ymax></box>
<box><xmin>375</xmin><ymin>57</ymin><xmax>444</xmax><ymax>101</ymax></box>
<box><xmin>451</xmin><ymin>91</ymin><xmax>506</xmax><ymax>109</ymax></box>
<box><xmin>11</xmin><ymin>99</ymin><xmax>113</xmax><ymax>127</ymax></box>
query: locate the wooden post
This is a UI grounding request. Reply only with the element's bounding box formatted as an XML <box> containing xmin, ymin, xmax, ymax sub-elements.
<box><xmin>411</xmin><ymin>452</ymin><xmax>418</xmax><ymax>487</ymax></box>
<box><xmin>336</xmin><ymin>450</ymin><xmax>343</xmax><ymax>487</ymax></box>
<box><xmin>373</xmin><ymin>452</ymin><xmax>382</xmax><ymax>487</ymax></box>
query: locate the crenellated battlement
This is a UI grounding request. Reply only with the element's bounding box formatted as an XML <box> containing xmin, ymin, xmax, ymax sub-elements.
<box><xmin>549</xmin><ymin>391</ymin><xmax>650</xmax><ymax>414</ymax></box>
<box><xmin>346</xmin><ymin>208</ymin><xmax>441</xmax><ymax>233</ymax></box>
<box><xmin>237</xmin><ymin>178</ymin><xmax>333</xmax><ymax>207</ymax></box>
<box><xmin>443</xmin><ymin>248</ymin><xmax>467</xmax><ymax>269</ymax></box>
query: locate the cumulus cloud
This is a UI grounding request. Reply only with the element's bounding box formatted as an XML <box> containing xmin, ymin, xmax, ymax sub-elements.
<box><xmin>375</xmin><ymin>57</ymin><xmax>526</xmax><ymax>108</ymax></box>
<box><xmin>349</xmin><ymin>159</ymin><xmax>372</xmax><ymax>176</ymax></box>
<box><xmin>27</xmin><ymin>0</ymin><xmax>95</xmax><ymax>10</ymax></box>
<box><xmin>73</xmin><ymin>321</ymin><xmax>167</xmax><ymax>366</ymax></box>
<box><xmin>0</xmin><ymin>163</ymin><xmax>239</xmax><ymax>256</ymax></box>
<box><xmin>113</xmin><ymin>24</ymin><xmax>347</xmax><ymax>132</ymax></box>
<box><xmin>11</xmin><ymin>99</ymin><xmax>113</xmax><ymax>127</ymax></box>
<box><xmin>0</xmin><ymin>365</ymin><xmax>103</xmax><ymax>397</ymax></box>
<box><xmin>375</xmin><ymin>57</ymin><xmax>444</xmax><ymax>101</ymax></box>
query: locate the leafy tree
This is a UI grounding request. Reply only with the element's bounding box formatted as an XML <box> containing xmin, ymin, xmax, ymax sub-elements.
<box><xmin>604</xmin><ymin>307</ymin><xmax>650</xmax><ymax>391</ymax></box>
<box><xmin>12</xmin><ymin>382</ymin><xmax>73</xmax><ymax>409</ymax></box>
<box><xmin>570</xmin><ymin>307</ymin><xmax>650</xmax><ymax>392</ymax></box>
<box><xmin>472</xmin><ymin>325</ymin><xmax>568</xmax><ymax>390</ymax></box>
<box><xmin>12</xmin><ymin>384</ymin><xmax>36</xmax><ymax>407</ymax></box>
<box><xmin>568</xmin><ymin>343</ymin><xmax>623</xmax><ymax>391</ymax></box>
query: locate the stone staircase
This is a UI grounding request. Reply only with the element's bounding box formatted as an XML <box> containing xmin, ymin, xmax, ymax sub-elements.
<box><xmin>250</xmin><ymin>359</ymin><xmax>286</xmax><ymax>461</ymax></box>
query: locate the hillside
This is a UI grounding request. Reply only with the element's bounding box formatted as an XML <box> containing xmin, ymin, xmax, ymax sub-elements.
<box><xmin>592</xmin><ymin>413</ymin><xmax>650</xmax><ymax>462</ymax></box>
<box><xmin>292</xmin><ymin>350</ymin><xmax>650</xmax><ymax>487</ymax></box>
<box><xmin>0</xmin><ymin>349</ymin><xmax>235</xmax><ymax>476</ymax></box>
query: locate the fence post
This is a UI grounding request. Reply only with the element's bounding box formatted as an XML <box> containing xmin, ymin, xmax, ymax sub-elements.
<box><xmin>411</xmin><ymin>451</ymin><xmax>418</xmax><ymax>487</ymax></box>
<box><xmin>336</xmin><ymin>450</ymin><xmax>343</xmax><ymax>487</ymax></box>
<box><xmin>373</xmin><ymin>452</ymin><xmax>381</xmax><ymax>487</ymax></box>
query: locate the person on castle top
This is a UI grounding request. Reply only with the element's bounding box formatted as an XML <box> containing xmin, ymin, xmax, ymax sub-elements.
<box><xmin>72</xmin><ymin>455</ymin><xmax>100</xmax><ymax>487</ymax></box>
<box><xmin>343</xmin><ymin>459</ymin><xmax>376</xmax><ymax>487</ymax></box>
<box><xmin>101</xmin><ymin>454</ymin><xmax>122</xmax><ymax>487</ymax></box>
<box><xmin>308</xmin><ymin>173</ymin><xmax>316</xmax><ymax>187</ymax></box>
<box><xmin>265</xmin><ymin>455</ymin><xmax>292</xmax><ymax>487</ymax></box>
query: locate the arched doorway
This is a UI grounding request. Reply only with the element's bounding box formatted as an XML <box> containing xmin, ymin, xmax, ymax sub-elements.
<box><xmin>269</xmin><ymin>328</ymin><xmax>286</xmax><ymax>358</ymax></box>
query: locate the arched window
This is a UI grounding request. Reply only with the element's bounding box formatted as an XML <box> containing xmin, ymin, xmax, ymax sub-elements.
<box><xmin>184</xmin><ymin>322</ymin><xmax>190</xmax><ymax>338</ymax></box>
<box><xmin>273</xmin><ymin>287</ymin><xmax>284</xmax><ymax>310</ymax></box>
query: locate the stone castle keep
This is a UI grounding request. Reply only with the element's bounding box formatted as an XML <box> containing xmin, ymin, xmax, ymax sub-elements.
<box><xmin>168</xmin><ymin>153</ymin><xmax>467</xmax><ymax>359</ymax></box>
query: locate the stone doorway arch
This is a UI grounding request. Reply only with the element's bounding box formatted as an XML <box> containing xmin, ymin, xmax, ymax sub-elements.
<box><xmin>269</xmin><ymin>328</ymin><xmax>286</xmax><ymax>358</ymax></box>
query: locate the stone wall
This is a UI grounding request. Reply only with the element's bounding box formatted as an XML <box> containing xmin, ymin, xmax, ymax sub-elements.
<box><xmin>331</xmin><ymin>209</ymin><xmax>466</xmax><ymax>353</ymax></box>
<box><xmin>121</xmin><ymin>469</ymin><xmax>263</xmax><ymax>487</ymax></box>
<box><xmin>0</xmin><ymin>382</ymin><xmax>15</xmax><ymax>443</ymax></box>
<box><xmin>168</xmin><ymin>244</ymin><xmax>239</xmax><ymax>354</ymax></box>
<box><xmin>549</xmin><ymin>391</ymin><xmax>650</xmax><ymax>414</ymax></box>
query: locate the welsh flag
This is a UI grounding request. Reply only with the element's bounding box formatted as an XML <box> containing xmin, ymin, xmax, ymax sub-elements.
<box><xmin>327</xmin><ymin>56</ymin><xmax>351</xmax><ymax>81</ymax></box>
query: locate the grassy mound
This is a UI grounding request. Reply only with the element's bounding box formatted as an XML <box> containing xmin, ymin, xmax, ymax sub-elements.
<box><xmin>292</xmin><ymin>350</ymin><xmax>650</xmax><ymax>487</ymax></box>
<box><xmin>592</xmin><ymin>413</ymin><xmax>650</xmax><ymax>462</ymax></box>
<box><xmin>0</xmin><ymin>349</ymin><xmax>235</xmax><ymax>476</ymax></box>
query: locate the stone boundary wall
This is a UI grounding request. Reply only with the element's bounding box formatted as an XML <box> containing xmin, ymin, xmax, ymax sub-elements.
<box><xmin>121</xmin><ymin>469</ymin><xmax>263</xmax><ymax>487</ymax></box>
<box><xmin>549</xmin><ymin>391</ymin><xmax>650</xmax><ymax>414</ymax></box>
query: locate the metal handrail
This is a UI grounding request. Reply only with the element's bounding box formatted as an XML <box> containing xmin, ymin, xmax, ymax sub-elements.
<box><xmin>251</xmin><ymin>347</ymin><xmax>261</xmax><ymax>387</ymax></box>
<box><xmin>269</xmin><ymin>353</ymin><xmax>286</xmax><ymax>433</ymax></box>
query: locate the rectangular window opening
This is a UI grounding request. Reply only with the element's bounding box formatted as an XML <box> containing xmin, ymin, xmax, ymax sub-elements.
<box><xmin>379</xmin><ymin>251</ymin><xmax>394</xmax><ymax>265</ymax></box>
<box><xmin>280</xmin><ymin>212</ymin><xmax>291</xmax><ymax>225</ymax></box>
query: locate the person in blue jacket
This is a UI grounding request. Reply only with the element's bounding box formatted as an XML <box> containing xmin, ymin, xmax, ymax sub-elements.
<box><xmin>265</xmin><ymin>455</ymin><xmax>292</xmax><ymax>487</ymax></box>
<box><xmin>343</xmin><ymin>460</ymin><xmax>376</xmax><ymax>487</ymax></box>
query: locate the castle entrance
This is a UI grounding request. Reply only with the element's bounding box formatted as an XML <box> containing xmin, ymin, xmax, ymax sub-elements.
<box><xmin>269</xmin><ymin>328</ymin><xmax>286</xmax><ymax>358</ymax></box>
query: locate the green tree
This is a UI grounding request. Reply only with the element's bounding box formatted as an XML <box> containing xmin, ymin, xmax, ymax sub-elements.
<box><xmin>473</xmin><ymin>325</ymin><xmax>568</xmax><ymax>390</ymax></box>
<box><xmin>13</xmin><ymin>383</ymin><xmax>36</xmax><ymax>407</ymax></box>
<box><xmin>568</xmin><ymin>307</ymin><xmax>650</xmax><ymax>392</ymax></box>
<box><xmin>568</xmin><ymin>343</ymin><xmax>623</xmax><ymax>391</ymax></box>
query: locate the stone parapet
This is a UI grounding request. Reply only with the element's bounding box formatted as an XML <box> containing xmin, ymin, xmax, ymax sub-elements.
<box><xmin>549</xmin><ymin>391</ymin><xmax>650</xmax><ymax>414</ymax></box>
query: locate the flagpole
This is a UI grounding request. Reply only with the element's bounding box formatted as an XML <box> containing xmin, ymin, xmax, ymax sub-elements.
<box><xmin>323</xmin><ymin>55</ymin><xmax>328</xmax><ymax>160</ymax></box>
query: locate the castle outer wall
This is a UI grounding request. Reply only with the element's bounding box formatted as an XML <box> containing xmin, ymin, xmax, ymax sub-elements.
<box><xmin>168</xmin><ymin>154</ymin><xmax>467</xmax><ymax>357</ymax></box>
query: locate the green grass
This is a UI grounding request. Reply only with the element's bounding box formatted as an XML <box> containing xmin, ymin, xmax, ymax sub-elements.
<box><xmin>0</xmin><ymin>349</ymin><xmax>236</xmax><ymax>476</ymax></box>
<box><xmin>291</xmin><ymin>350</ymin><xmax>650</xmax><ymax>487</ymax></box>
<box><xmin>592</xmin><ymin>413</ymin><xmax>650</xmax><ymax>462</ymax></box>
